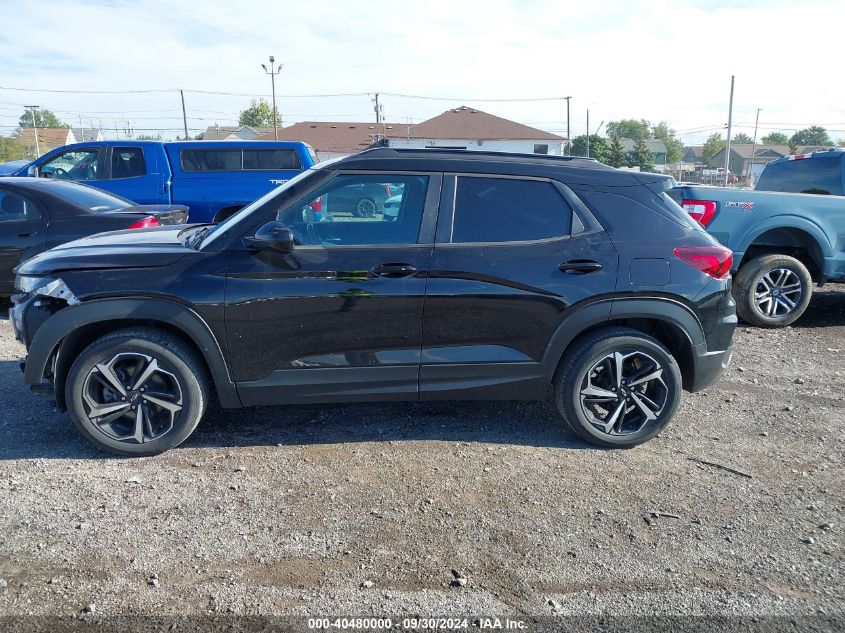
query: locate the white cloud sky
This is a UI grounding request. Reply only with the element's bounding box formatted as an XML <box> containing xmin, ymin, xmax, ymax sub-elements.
<box><xmin>2</xmin><ymin>0</ymin><xmax>844</xmax><ymax>144</ymax></box>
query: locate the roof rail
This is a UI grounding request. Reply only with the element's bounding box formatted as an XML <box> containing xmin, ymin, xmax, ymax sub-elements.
<box><xmin>355</xmin><ymin>146</ymin><xmax>599</xmax><ymax>163</ymax></box>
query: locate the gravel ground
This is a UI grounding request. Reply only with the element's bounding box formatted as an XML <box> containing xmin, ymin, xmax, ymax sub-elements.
<box><xmin>0</xmin><ymin>287</ymin><xmax>842</xmax><ymax>624</ymax></box>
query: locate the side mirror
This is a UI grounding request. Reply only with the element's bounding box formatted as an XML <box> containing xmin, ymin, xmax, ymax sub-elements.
<box><xmin>26</xmin><ymin>165</ymin><xmax>39</xmax><ymax>177</ymax></box>
<box><xmin>245</xmin><ymin>221</ymin><xmax>294</xmax><ymax>254</ymax></box>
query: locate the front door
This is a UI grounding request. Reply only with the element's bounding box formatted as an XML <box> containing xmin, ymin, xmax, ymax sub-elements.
<box><xmin>420</xmin><ymin>174</ymin><xmax>619</xmax><ymax>399</ymax></box>
<box><xmin>225</xmin><ymin>171</ymin><xmax>441</xmax><ymax>405</ymax></box>
<box><xmin>0</xmin><ymin>188</ymin><xmax>46</xmax><ymax>293</ymax></box>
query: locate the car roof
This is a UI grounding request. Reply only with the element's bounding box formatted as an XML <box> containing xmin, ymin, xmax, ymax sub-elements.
<box><xmin>330</xmin><ymin>147</ymin><xmax>669</xmax><ymax>186</ymax></box>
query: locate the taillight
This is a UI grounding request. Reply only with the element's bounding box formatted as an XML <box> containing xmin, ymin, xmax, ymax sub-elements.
<box><xmin>673</xmin><ymin>245</ymin><xmax>733</xmax><ymax>279</ymax></box>
<box><xmin>681</xmin><ymin>199</ymin><xmax>717</xmax><ymax>227</ymax></box>
<box><xmin>127</xmin><ymin>216</ymin><xmax>159</xmax><ymax>229</ymax></box>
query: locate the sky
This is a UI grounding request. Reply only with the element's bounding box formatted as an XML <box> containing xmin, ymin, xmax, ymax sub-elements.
<box><xmin>2</xmin><ymin>0</ymin><xmax>844</xmax><ymax>144</ymax></box>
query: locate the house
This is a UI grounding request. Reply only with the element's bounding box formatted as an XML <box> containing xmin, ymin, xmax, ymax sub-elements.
<box><xmin>386</xmin><ymin>106</ymin><xmax>565</xmax><ymax>155</ymax></box>
<box><xmin>201</xmin><ymin>125</ymin><xmax>262</xmax><ymax>140</ymax></box>
<box><xmin>70</xmin><ymin>128</ymin><xmax>104</xmax><ymax>143</ymax></box>
<box><xmin>707</xmin><ymin>144</ymin><xmax>789</xmax><ymax>182</ymax></box>
<box><xmin>261</xmin><ymin>121</ymin><xmax>415</xmax><ymax>161</ymax></box>
<box><xmin>17</xmin><ymin>127</ymin><xmax>76</xmax><ymax>157</ymax></box>
<box><xmin>682</xmin><ymin>145</ymin><xmax>704</xmax><ymax>164</ymax></box>
<box><xmin>619</xmin><ymin>138</ymin><xmax>668</xmax><ymax>168</ymax></box>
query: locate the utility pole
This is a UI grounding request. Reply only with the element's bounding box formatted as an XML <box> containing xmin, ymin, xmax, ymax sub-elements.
<box><xmin>564</xmin><ymin>96</ymin><xmax>571</xmax><ymax>155</ymax></box>
<box><xmin>78</xmin><ymin>114</ymin><xmax>85</xmax><ymax>142</ymax></box>
<box><xmin>724</xmin><ymin>75</ymin><xmax>735</xmax><ymax>187</ymax></box>
<box><xmin>749</xmin><ymin>107</ymin><xmax>761</xmax><ymax>186</ymax></box>
<box><xmin>586</xmin><ymin>108</ymin><xmax>590</xmax><ymax>158</ymax></box>
<box><xmin>25</xmin><ymin>105</ymin><xmax>40</xmax><ymax>158</ymax></box>
<box><xmin>180</xmin><ymin>90</ymin><xmax>189</xmax><ymax>140</ymax></box>
<box><xmin>261</xmin><ymin>56</ymin><xmax>283</xmax><ymax>140</ymax></box>
<box><xmin>372</xmin><ymin>92</ymin><xmax>382</xmax><ymax>124</ymax></box>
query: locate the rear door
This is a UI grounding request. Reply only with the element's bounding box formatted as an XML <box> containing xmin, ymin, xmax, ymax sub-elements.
<box><xmin>420</xmin><ymin>174</ymin><xmax>618</xmax><ymax>399</ymax></box>
<box><xmin>0</xmin><ymin>187</ymin><xmax>46</xmax><ymax>293</ymax></box>
<box><xmin>103</xmin><ymin>145</ymin><xmax>161</xmax><ymax>204</ymax></box>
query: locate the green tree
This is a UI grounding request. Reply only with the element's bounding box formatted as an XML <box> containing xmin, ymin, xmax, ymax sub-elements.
<box><xmin>761</xmin><ymin>132</ymin><xmax>789</xmax><ymax>145</ymax></box>
<box><xmin>732</xmin><ymin>132</ymin><xmax>754</xmax><ymax>144</ymax></box>
<box><xmin>606</xmin><ymin>134</ymin><xmax>628</xmax><ymax>168</ymax></box>
<box><xmin>788</xmin><ymin>139</ymin><xmax>798</xmax><ymax>154</ymax></box>
<box><xmin>790</xmin><ymin>126</ymin><xmax>833</xmax><ymax>146</ymax></box>
<box><xmin>238</xmin><ymin>98</ymin><xmax>281</xmax><ymax>127</ymax></box>
<box><xmin>606</xmin><ymin>119</ymin><xmax>650</xmax><ymax>140</ymax></box>
<box><xmin>0</xmin><ymin>137</ymin><xmax>24</xmax><ymax>161</ymax></box>
<box><xmin>570</xmin><ymin>134</ymin><xmax>610</xmax><ymax>164</ymax></box>
<box><xmin>136</xmin><ymin>133</ymin><xmax>162</xmax><ymax>141</ymax></box>
<box><xmin>651</xmin><ymin>121</ymin><xmax>684</xmax><ymax>163</ymax></box>
<box><xmin>632</xmin><ymin>136</ymin><xmax>654</xmax><ymax>172</ymax></box>
<box><xmin>18</xmin><ymin>108</ymin><xmax>68</xmax><ymax>129</ymax></box>
<box><xmin>702</xmin><ymin>133</ymin><xmax>726</xmax><ymax>163</ymax></box>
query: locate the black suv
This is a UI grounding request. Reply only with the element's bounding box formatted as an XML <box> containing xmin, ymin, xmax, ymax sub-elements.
<box><xmin>11</xmin><ymin>148</ymin><xmax>736</xmax><ymax>455</ymax></box>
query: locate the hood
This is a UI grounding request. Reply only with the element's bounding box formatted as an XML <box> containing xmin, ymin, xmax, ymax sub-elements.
<box><xmin>16</xmin><ymin>225</ymin><xmax>194</xmax><ymax>276</ymax></box>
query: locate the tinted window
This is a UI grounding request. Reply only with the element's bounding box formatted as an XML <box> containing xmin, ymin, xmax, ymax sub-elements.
<box><xmin>181</xmin><ymin>149</ymin><xmax>242</xmax><ymax>172</ymax></box>
<box><xmin>451</xmin><ymin>177</ymin><xmax>571</xmax><ymax>243</ymax></box>
<box><xmin>111</xmin><ymin>147</ymin><xmax>146</xmax><ymax>178</ymax></box>
<box><xmin>756</xmin><ymin>157</ymin><xmax>843</xmax><ymax>195</ymax></box>
<box><xmin>0</xmin><ymin>191</ymin><xmax>38</xmax><ymax>221</ymax></box>
<box><xmin>41</xmin><ymin>149</ymin><xmax>99</xmax><ymax>181</ymax></box>
<box><xmin>276</xmin><ymin>174</ymin><xmax>429</xmax><ymax>246</ymax></box>
<box><xmin>243</xmin><ymin>149</ymin><xmax>301</xmax><ymax>170</ymax></box>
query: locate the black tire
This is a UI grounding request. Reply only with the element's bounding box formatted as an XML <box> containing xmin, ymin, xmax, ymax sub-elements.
<box><xmin>554</xmin><ymin>327</ymin><xmax>682</xmax><ymax>448</ymax></box>
<box><xmin>352</xmin><ymin>197</ymin><xmax>377</xmax><ymax>218</ymax></box>
<box><xmin>65</xmin><ymin>328</ymin><xmax>209</xmax><ymax>456</ymax></box>
<box><xmin>212</xmin><ymin>206</ymin><xmax>243</xmax><ymax>224</ymax></box>
<box><xmin>733</xmin><ymin>254</ymin><xmax>813</xmax><ymax>328</ymax></box>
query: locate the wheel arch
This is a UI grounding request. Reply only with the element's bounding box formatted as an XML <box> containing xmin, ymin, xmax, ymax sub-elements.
<box><xmin>736</xmin><ymin>218</ymin><xmax>829</xmax><ymax>280</ymax></box>
<box><xmin>24</xmin><ymin>297</ymin><xmax>240</xmax><ymax>410</ymax></box>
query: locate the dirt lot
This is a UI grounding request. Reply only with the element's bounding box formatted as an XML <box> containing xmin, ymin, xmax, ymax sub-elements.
<box><xmin>0</xmin><ymin>288</ymin><xmax>842</xmax><ymax>624</ymax></box>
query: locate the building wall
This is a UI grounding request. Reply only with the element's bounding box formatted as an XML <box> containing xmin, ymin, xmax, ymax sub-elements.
<box><xmin>387</xmin><ymin>137</ymin><xmax>565</xmax><ymax>155</ymax></box>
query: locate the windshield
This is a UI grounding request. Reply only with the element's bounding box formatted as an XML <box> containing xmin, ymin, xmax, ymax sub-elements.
<box><xmin>201</xmin><ymin>165</ymin><xmax>329</xmax><ymax>248</ymax></box>
<box><xmin>40</xmin><ymin>180</ymin><xmax>135</xmax><ymax>212</ymax></box>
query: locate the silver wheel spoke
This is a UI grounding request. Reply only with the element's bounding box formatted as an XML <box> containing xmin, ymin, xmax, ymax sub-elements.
<box><xmin>630</xmin><ymin>392</ymin><xmax>658</xmax><ymax>421</ymax></box>
<box><xmin>94</xmin><ymin>363</ymin><xmax>126</xmax><ymax>396</ymax></box>
<box><xmin>629</xmin><ymin>367</ymin><xmax>663</xmax><ymax>387</ymax></box>
<box><xmin>132</xmin><ymin>358</ymin><xmax>160</xmax><ymax>390</ymax></box>
<box><xmin>144</xmin><ymin>394</ymin><xmax>182</xmax><ymax>413</ymax></box>
<box><xmin>613</xmin><ymin>352</ymin><xmax>624</xmax><ymax>389</ymax></box>
<box><xmin>600</xmin><ymin>400</ymin><xmax>627</xmax><ymax>433</ymax></box>
<box><xmin>132</xmin><ymin>405</ymin><xmax>145</xmax><ymax>443</ymax></box>
<box><xmin>581</xmin><ymin>385</ymin><xmax>617</xmax><ymax>399</ymax></box>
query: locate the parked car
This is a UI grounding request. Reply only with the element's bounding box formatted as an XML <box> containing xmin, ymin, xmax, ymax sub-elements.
<box><xmin>0</xmin><ymin>178</ymin><xmax>187</xmax><ymax>295</ymax></box>
<box><xmin>0</xmin><ymin>159</ymin><xmax>30</xmax><ymax>176</ymax></box>
<box><xmin>11</xmin><ymin>148</ymin><xmax>736</xmax><ymax>456</ymax></box>
<box><xmin>13</xmin><ymin>140</ymin><xmax>317</xmax><ymax>223</ymax></box>
<box><xmin>671</xmin><ymin>148</ymin><xmax>845</xmax><ymax>327</ymax></box>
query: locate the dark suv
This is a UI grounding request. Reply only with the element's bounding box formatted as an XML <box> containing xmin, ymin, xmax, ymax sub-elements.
<box><xmin>11</xmin><ymin>148</ymin><xmax>736</xmax><ymax>455</ymax></box>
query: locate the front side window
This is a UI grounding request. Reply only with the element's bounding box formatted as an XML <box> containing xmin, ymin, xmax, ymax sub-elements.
<box><xmin>0</xmin><ymin>190</ymin><xmax>38</xmax><ymax>221</ymax></box>
<box><xmin>111</xmin><ymin>147</ymin><xmax>146</xmax><ymax>179</ymax></box>
<box><xmin>450</xmin><ymin>176</ymin><xmax>572</xmax><ymax>243</ymax></box>
<box><xmin>41</xmin><ymin>149</ymin><xmax>100</xmax><ymax>181</ymax></box>
<box><xmin>756</xmin><ymin>157</ymin><xmax>843</xmax><ymax>195</ymax></box>
<box><xmin>275</xmin><ymin>173</ymin><xmax>429</xmax><ymax>246</ymax></box>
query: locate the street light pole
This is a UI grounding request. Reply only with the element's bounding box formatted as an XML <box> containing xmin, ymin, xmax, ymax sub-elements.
<box><xmin>25</xmin><ymin>105</ymin><xmax>40</xmax><ymax>158</ymax></box>
<box><xmin>564</xmin><ymin>96</ymin><xmax>571</xmax><ymax>155</ymax></box>
<box><xmin>749</xmin><ymin>107</ymin><xmax>761</xmax><ymax>186</ymax></box>
<box><xmin>586</xmin><ymin>108</ymin><xmax>590</xmax><ymax>158</ymax></box>
<box><xmin>723</xmin><ymin>75</ymin><xmax>735</xmax><ymax>187</ymax></box>
<box><xmin>261</xmin><ymin>56</ymin><xmax>283</xmax><ymax>140</ymax></box>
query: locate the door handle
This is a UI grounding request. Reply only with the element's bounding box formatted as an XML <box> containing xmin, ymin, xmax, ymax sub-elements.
<box><xmin>558</xmin><ymin>260</ymin><xmax>602</xmax><ymax>274</ymax></box>
<box><xmin>17</xmin><ymin>231</ymin><xmax>34</xmax><ymax>238</ymax></box>
<box><xmin>371</xmin><ymin>263</ymin><xmax>417</xmax><ymax>277</ymax></box>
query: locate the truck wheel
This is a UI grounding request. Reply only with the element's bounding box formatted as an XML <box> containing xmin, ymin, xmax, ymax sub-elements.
<box><xmin>733</xmin><ymin>254</ymin><xmax>812</xmax><ymax>328</ymax></box>
<box><xmin>553</xmin><ymin>327</ymin><xmax>682</xmax><ymax>449</ymax></box>
<box><xmin>213</xmin><ymin>206</ymin><xmax>243</xmax><ymax>223</ymax></box>
<box><xmin>65</xmin><ymin>328</ymin><xmax>208</xmax><ymax>456</ymax></box>
<box><xmin>353</xmin><ymin>197</ymin><xmax>377</xmax><ymax>218</ymax></box>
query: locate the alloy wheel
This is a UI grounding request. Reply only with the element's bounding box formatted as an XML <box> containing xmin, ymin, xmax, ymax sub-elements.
<box><xmin>356</xmin><ymin>198</ymin><xmax>377</xmax><ymax>217</ymax></box>
<box><xmin>754</xmin><ymin>268</ymin><xmax>802</xmax><ymax>318</ymax></box>
<box><xmin>579</xmin><ymin>350</ymin><xmax>668</xmax><ymax>436</ymax></box>
<box><xmin>82</xmin><ymin>352</ymin><xmax>183</xmax><ymax>444</ymax></box>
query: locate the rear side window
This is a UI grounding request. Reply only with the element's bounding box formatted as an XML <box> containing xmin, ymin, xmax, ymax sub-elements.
<box><xmin>0</xmin><ymin>190</ymin><xmax>39</xmax><ymax>221</ymax></box>
<box><xmin>756</xmin><ymin>157</ymin><xmax>843</xmax><ymax>195</ymax></box>
<box><xmin>111</xmin><ymin>147</ymin><xmax>146</xmax><ymax>179</ymax></box>
<box><xmin>181</xmin><ymin>149</ymin><xmax>243</xmax><ymax>172</ymax></box>
<box><xmin>451</xmin><ymin>176</ymin><xmax>572</xmax><ymax>243</ymax></box>
<box><xmin>243</xmin><ymin>149</ymin><xmax>301</xmax><ymax>170</ymax></box>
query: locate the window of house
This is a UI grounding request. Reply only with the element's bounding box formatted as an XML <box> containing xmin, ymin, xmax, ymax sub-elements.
<box><xmin>111</xmin><ymin>147</ymin><xmax>146</xmax><ymax>179</ymax></box>
<box><xmin>533</xmin><ymin>144</ymin><xmax>549</xmax><ymax>154</ymax></box>
<box><xmin>451</xmin><ymin>177</ymin><xmax>572</xmax><ymax>243</ymax></box>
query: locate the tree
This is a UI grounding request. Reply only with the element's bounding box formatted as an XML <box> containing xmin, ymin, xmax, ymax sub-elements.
<box><xmin>838</xmin><ymin>139</ymin><xmax>845</xmax><ymax>147</ymax></box>
<box><xmin>606</xmin><ymin>119</ymin><xmax>650</xmax><ymax>140</ymax></box>
<box><xmin>790</xmin><ymin>126</ymin><xmax>833</xmax><ymax>146</ymax></box>
<box><xmin>136</xmin><ymin>133</ymin><xmax>162</xmax><ymax>141</ymax></box>
<box><xmin>606</xmin><ymin>135</ymin><xmax>628</xmax><ymax>168</ymax></box>
<box><xmin>788</xmin><ymin>139</ymin><xmax>798</xmax><ymax>154</ymax></box>
<box><xmin>238</xmin><ymin>98</ymin><xmax>281</xmax><ymax>127</ymax></box>
<box><xmin>570</xmin><ymin>134</ymin><xmax>610</xmax><ymax>164</ymax></box>
<box><xmin>632</xmin><ymin>136</ymin><xmax>654</xmax><ymax>172</ymax></box>
<box><xmin>761</xmin><ymin>132</ymin><xmax>789</xmax><ymax>145</ymax></box>
<box><xmin>651</xmin><ymin>121</ymin><xmax>684</xmax><ymax>163</ymax></box>
<box><xmin>702</xmin><ymin>133</ymin><xmax>726</xmax><ymax>163</ymax></box>
<box><xmin>18</xmin><ymin>108</ymin><xmax>68</xmax><ymax>129</ymax></box>
<box><xmin>732</xmin><ymin>132</ymin><xmax>754</xmax><ymax>144</ymax></box>
<box><xmin>0</xmin><ymin>137</ymin><xmax>24</xmax><ymax>161</ymax></box>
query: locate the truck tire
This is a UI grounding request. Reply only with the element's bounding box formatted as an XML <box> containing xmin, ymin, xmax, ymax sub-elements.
<box><xmin>733</xmin><ymin>254</ymin><xmax>813</xmax><ymax>328</ymax></box>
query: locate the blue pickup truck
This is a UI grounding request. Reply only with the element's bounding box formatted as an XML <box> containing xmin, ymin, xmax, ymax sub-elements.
<box><xmin>671</xmin><ymin>148</ymin><xmax>845</xmax><ymax>327</ymax></box>
<box><xmin>13</xmin><ymin>140</ymin><xmax>317</xmax><ymax>222</ymax></box>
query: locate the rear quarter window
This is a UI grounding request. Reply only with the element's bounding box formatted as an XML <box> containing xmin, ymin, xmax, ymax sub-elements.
<box><xmin>574</xmin><ymin>188</ymin><xmax>694</xmax><ymax>240</ymax></box>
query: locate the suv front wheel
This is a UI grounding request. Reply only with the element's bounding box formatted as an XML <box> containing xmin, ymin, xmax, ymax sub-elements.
<box><xmin>65</xmin><ymin>328</ymin><xmax>208</xmax><ymax>456</ymax></box>
<box><xmin>554</xmin><ymin>328</ymin><xmax>682</xmax><ymax>448</ymax></box>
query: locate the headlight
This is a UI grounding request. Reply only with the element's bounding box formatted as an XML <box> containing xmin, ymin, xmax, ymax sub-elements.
<box><xmin>15</xmin><ymin>275</ymin><xmax>54</xmax><ymax>294</ymax></box>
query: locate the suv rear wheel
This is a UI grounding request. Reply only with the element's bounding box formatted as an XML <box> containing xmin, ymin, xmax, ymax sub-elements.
<box><xmin>733</xmin><ymin>254</ymin><xmax>812</xmax><ymax>328</ymax></box>
<box><xmin>554</xmin><ymin>328</ymin><xmax>682</xmax><ymax>448</ymax></box>
<box><xmin>65</xmin><ymin>328</ymin><xmax>208</xmax><ymax>456</ymax></box>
